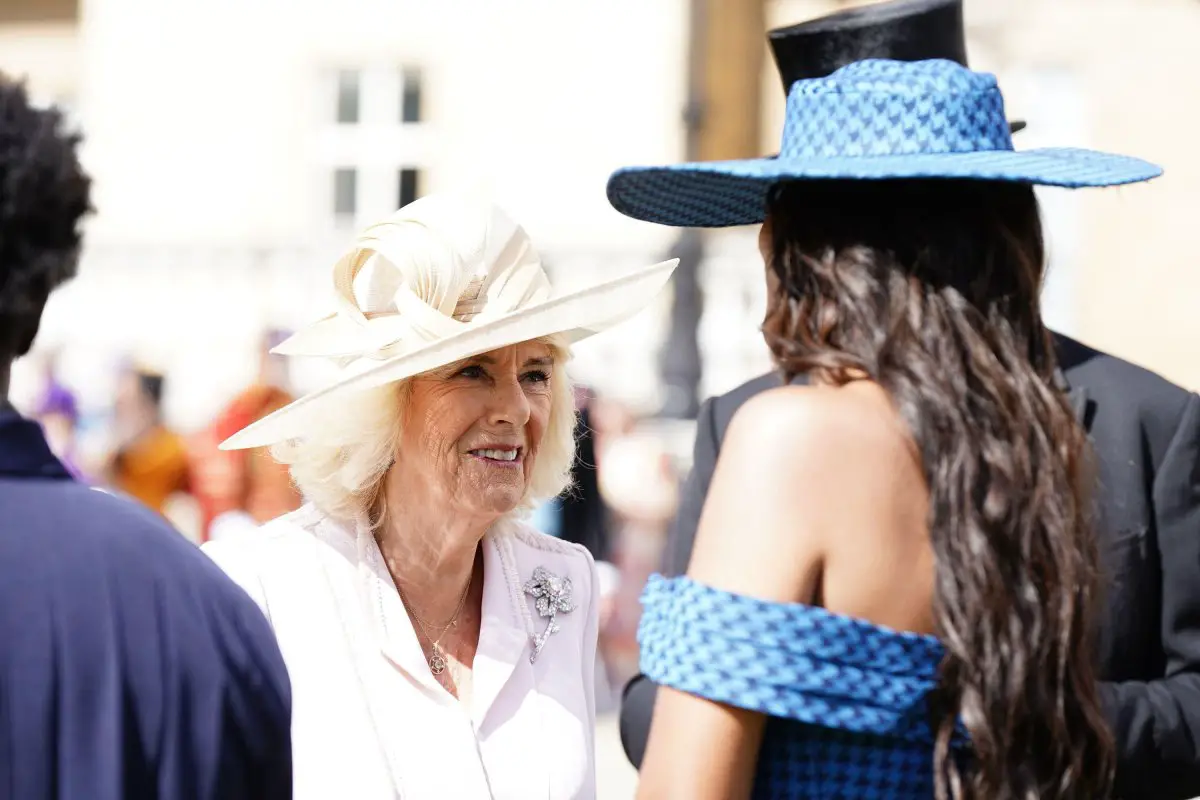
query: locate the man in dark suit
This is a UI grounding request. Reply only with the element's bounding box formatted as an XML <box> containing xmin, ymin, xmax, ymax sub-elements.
<box><xmin>618</xmin><ymin>3</ymin><xmax>1200</xmax><ymax>798</ymax></box>
<box><xmin>0</xmin><ymin>74</ymin><xmax>293</xmax><ymax>798</ymax></box>
<box><xmin>558</xmin><ymin>387</ymin><xmax>613</xmax><ymax>562</ymax></box>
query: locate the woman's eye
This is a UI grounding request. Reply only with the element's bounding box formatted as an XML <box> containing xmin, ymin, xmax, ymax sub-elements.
<box><xmin>522</xmin><ymin>370</ymin><xmax>550</xmax><ymax>385</ymax></box>
<box><xmin>457</xmin><ymin>365</ymin><xmax>486</xmax><ymax>379</ymax></box>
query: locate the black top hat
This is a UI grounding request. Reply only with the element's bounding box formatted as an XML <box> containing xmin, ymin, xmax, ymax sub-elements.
<box><xmin>768</xmin><ymin>0</ymin><xmax>1025</xmax><ymax>132</ymax></box>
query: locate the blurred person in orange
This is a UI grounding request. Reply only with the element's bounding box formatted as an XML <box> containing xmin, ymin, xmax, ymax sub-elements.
<box><xmin>105</xmin><ymin>365</ymin><xmax>190</xmax><ymax>515</ymax></box>
<box><xmin>191</xmin><ymin>328</ymin><xmax>302</xmax><ymax>540</ymax></box>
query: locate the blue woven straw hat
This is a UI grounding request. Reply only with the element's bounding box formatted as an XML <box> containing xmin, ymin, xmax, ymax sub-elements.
<box><xmin>607</xmin><ymin>59</ymin><xmax>1162</xmax><ymax>228</ymax></box>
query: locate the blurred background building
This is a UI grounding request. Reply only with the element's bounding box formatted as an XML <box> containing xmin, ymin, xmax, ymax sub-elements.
<box><xmin>3</xmin><ymin>0</ymin><xmax>1198</xmax><ymax>796</ymax></box>
<box><xmin>3</xmin><ymin>0</ymin><xmax>1194</xmax><ymax>434</ymax></box>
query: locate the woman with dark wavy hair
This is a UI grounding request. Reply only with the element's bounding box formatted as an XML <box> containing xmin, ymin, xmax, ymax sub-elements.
<box><xmin>605</xmin><ymin>58</ymin><xmax>1162</xmax><ymax>799</ymax></box>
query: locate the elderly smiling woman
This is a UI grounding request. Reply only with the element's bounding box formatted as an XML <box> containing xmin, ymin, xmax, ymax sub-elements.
<box><xmin>203</xmin><ymin>194</ymin><xmax>676</xmax><ymax>800</ymax></box>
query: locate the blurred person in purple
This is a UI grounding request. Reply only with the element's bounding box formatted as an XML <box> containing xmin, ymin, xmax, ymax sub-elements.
<box><xmin>0</xmin><ymin>73</ymin><xmax>292</xmax><ymax>799</ymax></box>
<box><xmin>31</xmin><ymin>374</ymin><xmax>87</xmax><ymax>481</ymax></box>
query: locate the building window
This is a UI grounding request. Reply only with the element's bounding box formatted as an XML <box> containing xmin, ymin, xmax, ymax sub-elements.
<box><xmin>401</xmin><ymin>68</ymin><xmax>422</xmax><ymax>123</ymax></box>
<box><xmin>336</xmin><ymin>70</ymin><xmax>360</xmax><ymax>124</ymax></box>
<box><xmin>334</xmin><ymin>168</ymin><xmax>357</xmax><ymax>217</ymax></box>
<box><xmin>397</xmin><ymin>168</ymin><xmax>421</xmax><ymax>209</ymax></box>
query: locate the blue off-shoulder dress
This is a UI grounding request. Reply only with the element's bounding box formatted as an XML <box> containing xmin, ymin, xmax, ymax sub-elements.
<box><xmin>639</xmin><ymin>575</ymin><xmax>962</xmax><ymax>799</ymax></box>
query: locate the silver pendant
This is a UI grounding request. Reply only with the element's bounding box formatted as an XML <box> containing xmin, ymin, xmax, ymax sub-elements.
<box><xmin>523</xmin><ymin>566</ymin><xmax>576</xmax><ymax>664</ymax></box>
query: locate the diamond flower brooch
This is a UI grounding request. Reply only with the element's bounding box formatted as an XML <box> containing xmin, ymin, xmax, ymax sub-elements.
<box><xmin>523</xmin><ymin>566</ymin><xmax>577</xmax><ymax>664</ymax></box>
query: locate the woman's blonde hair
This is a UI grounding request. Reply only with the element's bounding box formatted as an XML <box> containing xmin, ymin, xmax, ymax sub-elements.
<box><xmin>271</xmin><ymin>335</ymin><xmax>577</xmax><ymax>526</ymax></box>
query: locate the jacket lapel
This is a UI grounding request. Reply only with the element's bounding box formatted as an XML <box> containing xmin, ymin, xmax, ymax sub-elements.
<box><xmin>322</xmin><ymin>519</ymin><xmax>550</xmax><ymax>798</ymax></box>
<box><xmin>470</xmin><ymin>528</ymin><xmax>535</xmax><ymax>729</ymax></box>
<box><xmin>358</xmin><ymin>521</ymin><xmax>536</xmax><ymax>719</ymax></box>
<box><xmin>310</xmin><ymin>520</ymin><xmax>411</xmax><ymax>797</ymax></box>
<box><xmin>357</xmin><ymin>525</ymin><xmax>448</xmax><ymax>695</ymax></box>
<box><xmin>1054</xmin><ymin>366</ymin><xmax>1093</xmax><ymax>430</ymax></box>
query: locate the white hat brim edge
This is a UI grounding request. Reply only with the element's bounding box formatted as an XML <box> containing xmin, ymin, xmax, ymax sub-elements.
<box><xmin>219</xmin><ymin>258</ymin><xmax>679</xmax><ymax>450</ymax></box>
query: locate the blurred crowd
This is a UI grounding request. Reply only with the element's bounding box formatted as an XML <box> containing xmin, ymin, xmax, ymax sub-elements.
<box><xmin>18</xmin><ymin>330</ymin><xmax>301</xmax><ymax>542</ymax></box>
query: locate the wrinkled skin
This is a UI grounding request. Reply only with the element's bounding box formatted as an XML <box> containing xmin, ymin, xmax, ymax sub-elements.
<box><xmin>395</xmin><ymin>340</ymin><xmax>555</xmax><ymax>525</ymax></box>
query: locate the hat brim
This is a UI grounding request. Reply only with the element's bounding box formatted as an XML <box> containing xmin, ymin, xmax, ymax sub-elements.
<box><xmin>219</xmin><ymin>258</ymin><xmax>679</xmax><ymax>450</ymax></box>
<box><xmin>607</xmin><ymin>147</ymin><xmax>1162</xmax><ymax>228</ymax></box>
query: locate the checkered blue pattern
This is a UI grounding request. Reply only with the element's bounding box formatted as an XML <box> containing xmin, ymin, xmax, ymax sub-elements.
<box><xmin>781</xmin><ymin>59</ymin><xmax>1012</xmax><ymax>159</ymax></box>
<box><xmin>607</xmin><ymin>59</ymin><xmax>1162</xmax><ymax>228</ymax></box>
<box><xmin>638</xmin><ymin>575</ymin><xmax>967</xmax><ymax>799</ymax></box>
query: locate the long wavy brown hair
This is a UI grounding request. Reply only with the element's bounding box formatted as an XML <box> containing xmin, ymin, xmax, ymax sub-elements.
<box><xmin>760</xmin><ymin>179</ymin><xmax>1114</xmax><ymax>799</ymax></box>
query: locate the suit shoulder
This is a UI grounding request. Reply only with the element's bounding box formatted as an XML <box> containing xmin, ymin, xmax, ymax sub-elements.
<box><xmin>202</xmin><ymin>504</ymin><xmax>336</xmax><ymax>601</ymax></box>
<box><xmin>1055</xmin><ymin>333</ymin><xmax>1185</xmax><ymax>392</ymax></box>
<box><xmin>1</xmin><ymin>481</ymin><xmax>219</xmax><ymax>581</ymax></box>
<box><xmin>1054</xmin><ymin>333</ymin><xmax>1195</xmax><ymax>422</ymax></box>
<box><xmin>502</xmin><ymin>521</ymin><xmax>598</xmax><ymax>618</ymax></box>
<box><xmin>505</xmin><ymin>519</ymin><xmax>594</xmax><ymax>564</ymax></box>
<box><xmin>0</xmin><ymin>480</ymin><xmax>284</xmax><ymax>672</ymax></box>
<box><xmin>203</xmin><ymin>504</ymin><xmax>324</xmax><ymax>559</ymax></box>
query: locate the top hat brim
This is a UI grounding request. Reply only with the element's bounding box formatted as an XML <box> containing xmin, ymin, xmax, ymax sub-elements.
<box><xmin>219</xmin><ymin>258</ymin><xmax>679</xmax><ymax>450</ymax></box>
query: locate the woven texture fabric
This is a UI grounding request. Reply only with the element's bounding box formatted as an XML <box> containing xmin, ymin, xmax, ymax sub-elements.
<box><xmin>607</xmin><ymin>59</ymin><xmax>1162</xmax><ymax>228</ymax></box>
<box><xmin>638</xmin><ymin>575</ymin><xmax>958</xmax><ymax>799</ymax></box>
<box><xmin>780</xmin><ymin>58</ymin><xmax>1012</xmax><ymax>159</ymax></box>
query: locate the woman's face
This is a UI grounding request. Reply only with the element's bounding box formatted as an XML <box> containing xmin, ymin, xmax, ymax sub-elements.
<box><xmin>396</xmin><ymin>340</ymin><xmax>556</xmax><ymax>523</ymax></box>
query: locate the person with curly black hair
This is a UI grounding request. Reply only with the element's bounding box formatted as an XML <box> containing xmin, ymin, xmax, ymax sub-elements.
<box><xmin>0</xmin><ymin>74</ymin><xmax>294</xmax><ymax>799</ymax></box>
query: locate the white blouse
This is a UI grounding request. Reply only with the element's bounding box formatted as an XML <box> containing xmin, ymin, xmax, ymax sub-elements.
<box><xmin>202</xmin><ymin>504</ymin><xmax>599</xmax><ymax>799</ymax></box>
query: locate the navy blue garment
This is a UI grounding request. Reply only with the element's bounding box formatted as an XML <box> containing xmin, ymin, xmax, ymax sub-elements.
<box><xmin>639</xmin><ymin>575</ymin><xmax>963</xmax><ymax>799</ymax></box>
<box><xmin>0</xmin><ymin>410</ymin><xmax>292</xmax><ymax>799</ymax></box>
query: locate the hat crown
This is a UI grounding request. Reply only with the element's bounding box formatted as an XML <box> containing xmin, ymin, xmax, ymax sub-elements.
<box><xmin>351</xmin><ymin>194</ymin><xmax>550</xmax><ymax>323</ymax></box>
<box><xmin>275</xmin><ymin>194</ymin><xmax>553</xmax><ymax>363</ymax></box>
<box><xmin>780</xmin><ymin>59</ymin><xmax>1012</xmax><ymax>159</ymax></box>
<box><xmin>768</xmin><ymin>0</ymin><xmax>966</xmax><ymax>89</ymax></box>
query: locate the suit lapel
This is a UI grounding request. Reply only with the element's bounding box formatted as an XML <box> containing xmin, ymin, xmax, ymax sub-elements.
<box><xmin>310</xmin><ymin>521</ymin><xmax>410</xmax><ymax>797</ymax></box>
<box><xmin>470</xmin><ymin>531</ymin><xmax>535</xmax><ymax>729</ymax></box>
<box><xmin>357</xmin><ymin>524</ymin><xmax>447</xmax><ymax>694</ymax></box>
<box><xmin>472</xmin><ymin>528</ymin><xmax>552</xmax><ymax>800</ymax></box>
<box><xmin>1069</xmin><ymin>385</ymin><xmax>1090</xmax><ymax>428</ymax></box>
<box><xmin>1054</xmin><ymin>366</ymin><xmax>1093</xmax><ymax>430</ymax></box>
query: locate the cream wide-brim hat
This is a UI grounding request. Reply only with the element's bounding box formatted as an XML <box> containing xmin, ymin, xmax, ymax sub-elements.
<box><xmin>220</xmin><ymin>194</ymin><xmax>678</xmax><ymax>451</ymax></box>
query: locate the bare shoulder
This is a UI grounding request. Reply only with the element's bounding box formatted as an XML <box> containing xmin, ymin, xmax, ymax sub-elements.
<box><xmin>725</xmin><ymin>383</ymin><xmax>908</xmax><ymax>469</ymax></box>
<box><xmin>688</xmin><ymin>382</ymin><xmax>918</xmax><ymax>604</ymax></box>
